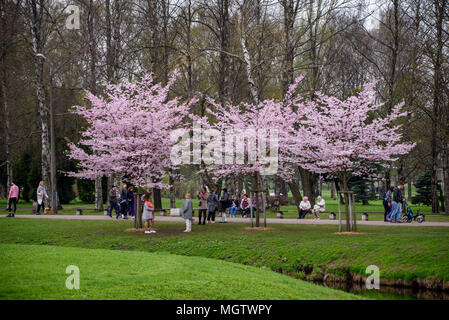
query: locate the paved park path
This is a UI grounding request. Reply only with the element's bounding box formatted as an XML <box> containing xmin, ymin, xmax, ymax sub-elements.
<box><xmin>4</xmin><ymin>214</ymin><xmax>449</xmax><ymax>227</ymax></box>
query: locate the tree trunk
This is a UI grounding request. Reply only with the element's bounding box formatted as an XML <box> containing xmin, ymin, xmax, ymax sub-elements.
<box><xmin>330</xmin><ymin>181</ymin><xmax>335</xmax><ymax>200</ymax></box>
<box><xmin>254</xmin><ymin>172</ymin><xmax>260</xmax><ymax>227</ymax></box>
<box><xmin>443</xmin><ymin>143</ymin><xmax>449</xmax><ymax>215</ymax></box>
<box><xmin>430</xmin><ymin>0</ymin><xmax>445</xmax><ymax>214</ymax></box>
<box><xmin>299</xmin><ymin>167</ymin><xmax>316</xmax><ymax>207</ymax></box>
<box><xmin>237</xmin><ymin>175</ymin><xmax>243</xmax><ymax>195</ymax></box>
<box><xmin>94</xmin><ymin>177</ymin><xmax>103</xmax><ymax>211</ymax></box>
<box><xmin>334</xmin><ymin>178</ymin><xmax>345</xmax><ymax>205</ymax></box>
<box><xmin>407</xmin><ymin>180</ymin><xmax>412</xmax><ymax>202</ymax></box>
<box><xmin>106</xmin><ymin>175</ymin><xmax>113</xmax><ymax>204</ymax></box>
<box><xmin>438</xmin><ymin>183</ymin><xmax>445</xmax><ymax>213</ymax></box>
<box><xmin>218</xmin><ymin>0</ymin><xmax>230</xmax><ymax>106</ymax></box>
<box><xmin>1</xmin><ymin>58</ymin><xmax>12</xmax><ymax>189</ymax></box>
<box><xmin>274</xmin><ymin>175</ymin><xmax>281</xmax><ymax>211</ymax></box>
<box><xmin>288</xmin><ymin>180</ymin><xmax>303</xmax><ymax>217</ymax></box>
<box><xmin>28</xmin><ymin>0</ymin><xmax>52</xmax><ymax>206</ymax></box>
<box><xmin>153</xmin><ymin>187</ymin><xmax>162</xmax><ymax>210</ymax></box>
<box><xmin>244</xmin><ymin>179</ymin><xmax>250</xmax><ymax>195</ymax></box>
<box><xmin>169</xmin><ymin>174</ymin><xmax>176</xmax><ymax>208</ymax></box>
<box><xmin>263</xmin><ymin>177</ymin><xmax>270</xmax><ymax>210</ymax></box>
<box><xmin>385</xmin><ymin>165</ymin><xmax>392</xmax><ymax>191</ymax></box>
<box><xmin>342</xmin><ymin>171</ymin><xmax>351</xmax><ymax>232</ymax></box>
<box><xmin>88</xmin><ymin>0</ymin><xmax>102</xmax><ymax>211</ymax></box>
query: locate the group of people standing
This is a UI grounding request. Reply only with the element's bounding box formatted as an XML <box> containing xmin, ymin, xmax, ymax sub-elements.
<box><xmin>179</xmin><ymin>186</ymin><xmax>266</xmax><ymax>233</ymax></box>
<box><xmin>298</xmin><ymin>196</ymin><xmax>326</xmax><ymax>219</ymax></box>
<box><xmin>196</xmin><ymin>187</ymin><xmax>265</xmax><ymax>224</ymax></box>
<box><xmin>195</xmin><ymin>186</ymin><xmax>229</xmax><ymax>226</ymax></box>
<box><xmin>382</xmin><ymin>183</ymin><xmax>405</xmax><ymax>223</ymax></box>
<box><xmin>108</xmin><ymin>183</ymin><xmax>135</xmax><ymax>220</ymax></box>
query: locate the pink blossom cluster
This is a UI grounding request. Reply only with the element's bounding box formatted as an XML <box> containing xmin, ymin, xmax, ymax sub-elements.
<box><xmin>68</xmin><ymin>72</ymin><xmax>196</xmax><ymax>189</ymax></box>
<box><xmin>190</xmin><ymin>76</ymin><xmax>307</xmax><ymax>181</ymax></box>
<box><xmin>291</xmin><ymin>81</ymin><xmax>415</xmax><ymax>179</ymax></box>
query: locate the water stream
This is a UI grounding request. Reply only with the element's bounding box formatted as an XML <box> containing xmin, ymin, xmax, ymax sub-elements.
<box><xmin>313</xmin><ymin>280</ymin><xmax>449</xmax><ymax>300</ymax></box>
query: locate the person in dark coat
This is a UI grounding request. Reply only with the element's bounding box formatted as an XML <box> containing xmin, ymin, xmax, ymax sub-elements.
<box><xmin>382</xmin><ymin>186</ymin><xmax>394</xmax><ymax>222</ymax></box>
<box><xmin>206</xmin><ymin>188</ymin><xmax>219</xmax><ymax>223</ymax></box>
<box><xmin>219</xmin><ymin>188</ymin><xmax>230</xmax><ymax>222</ymax></box>
<box><xmin>127</xmin><ymin>186</ymin><xmax>135</xmax><ymax>217</ymax></box>
<box><xmin>119</xmin><ymin>183</ymin><xmax>128</xmax><ymax>219</ymax></box>
<box><xmin>108</xmin><ymin>185</ymin><xmax>119</xmax><ymax>218</ymax></box>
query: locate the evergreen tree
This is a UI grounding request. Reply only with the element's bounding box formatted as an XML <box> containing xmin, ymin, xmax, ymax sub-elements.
<box><xmin>412</xmin><ymin>171</ymin><xmax>432</xmax><ymax>205</ymax></box>
<box><xmin>348</xmin><ymin>176</ymin><xmax>376</xmax><ymax>205</ymax></box>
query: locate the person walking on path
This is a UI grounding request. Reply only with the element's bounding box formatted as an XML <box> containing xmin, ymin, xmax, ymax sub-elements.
<box><xmin>388</xmin><ymin>184</ymin><xmax>404</xmax><ymax>223</ymax></box>
<box><xmin>298</xmin><ymin>196</ymin><xmax>311</xmax><ymax>219</ymax></box>
<box><xmin>6</xmin><ymin>182</ymin><xmax>19</xmax><ymax>218</ymax></box>
<box><xmin>312</xmin><ymin>196</ymin><xmax>325</xmax><ymax>220</ymax></box>
<box><xmin>382</xmin><ymin>186</ymin><xmax>394</xmax><ymax>222</ymax></box>
<box><xmin>36</xmin><ymin>181</ymin><xmax>49</xmax><ymax>215</ymax></box>
<box><xmin>206</xmin><ymin>188</ymin><xmax>219</xmax><ymax>223</ymax></box>
<box><xmin>142</xmin><ymin>193</ymin><xmax>156</xmax><ymax>234</ymax></box>
<box><xmin>108</xmin><ymin>185</ymin><xmax>119</xmax><ymax>218</ymax></box>
<box><xmin>182</xmin><ymin>193</ymin><xmax>194</xmax><ymax>232</ymax></box>
<box><xmin>197</xmin><ymin>186</ymin><xmax>208</xmax><ymax>225</ymax></box>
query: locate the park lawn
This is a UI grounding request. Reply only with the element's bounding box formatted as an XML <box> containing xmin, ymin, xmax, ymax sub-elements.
<box><xmin>1</xmin><ymin>219</ymin><xmax>448</xmax><ymax>284</ymax></box>
<box><xmin>0</xmin><ymin>243</ymin><xmax>360</xmax><ymax>300</ymax></box>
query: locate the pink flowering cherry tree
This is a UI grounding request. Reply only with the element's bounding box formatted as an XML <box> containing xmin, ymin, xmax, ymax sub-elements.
<box><xmin>68</xmin><ymin>72</ymin><xmax>195</xmax><ymax>192</ymax></box>
<box><xmin>190</xmin><ymin>78</ymin><xmax>306</xmax><ymax>227</ymax></box>
<box><xmin>292</xmin><ymin>82</ymin><xmax>415</xmax><ymax>231</ymax></box>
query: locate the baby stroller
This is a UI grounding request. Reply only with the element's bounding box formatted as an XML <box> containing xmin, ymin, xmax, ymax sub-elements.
<box><xmin>401</xmin><ymin>201</ymin><xmax>425</xmax><ymax>223</ymax></box>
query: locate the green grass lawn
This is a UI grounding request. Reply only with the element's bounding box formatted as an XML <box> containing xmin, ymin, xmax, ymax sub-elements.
<box><xmin>1</xmin><ymin>219</ymin><xmax>448</xmax><ymax>285</ymax></box>
<box><xmin>0</xmin><ymin>244</ymin><xmax>359</xmax><ymax>300</ymax></box>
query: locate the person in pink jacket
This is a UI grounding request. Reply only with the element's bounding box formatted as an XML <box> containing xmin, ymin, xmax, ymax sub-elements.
<box><xmin>6</xmin><ymin>181</ymin><xmax>19</xmax><ymax>218</ymax></box>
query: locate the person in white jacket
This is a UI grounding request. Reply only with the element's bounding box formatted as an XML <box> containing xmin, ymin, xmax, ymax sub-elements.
<box><xmin>298</xmin><ymin>197</ymin><xmax>311</xmax><ymax>219</ymax></box>
<box><xmin>312</xmin><ymin>196</ymin><xmax>325</xmax><ymax>220</ymax></box>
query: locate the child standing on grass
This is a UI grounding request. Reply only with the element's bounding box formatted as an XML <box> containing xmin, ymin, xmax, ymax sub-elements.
<box><xmin>142</xmin><ymin>193</ymin><xmax>156</xmax><ymax>234</ymax></box>
<box><xmin>182</xmin><ymin>194</ymin><xmax>193</xmax><ymax>232</ymax></box>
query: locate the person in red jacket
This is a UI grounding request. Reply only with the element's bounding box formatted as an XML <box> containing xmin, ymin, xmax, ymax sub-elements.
<box><xmin>6</xmin><ymin>181</ymin><xmax>19</xmax><ymax>218</ymax></box>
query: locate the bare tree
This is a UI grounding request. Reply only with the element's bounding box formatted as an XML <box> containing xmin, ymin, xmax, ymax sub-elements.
<box><xmin>24</xmin><ymin>0</ymin><xmax>53</xmax><ymax>205</ymax></box>
<box><xmin>1</xmin><ymin>0</ymin><xmax>22</xmax><ymax>190</ymax></box>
